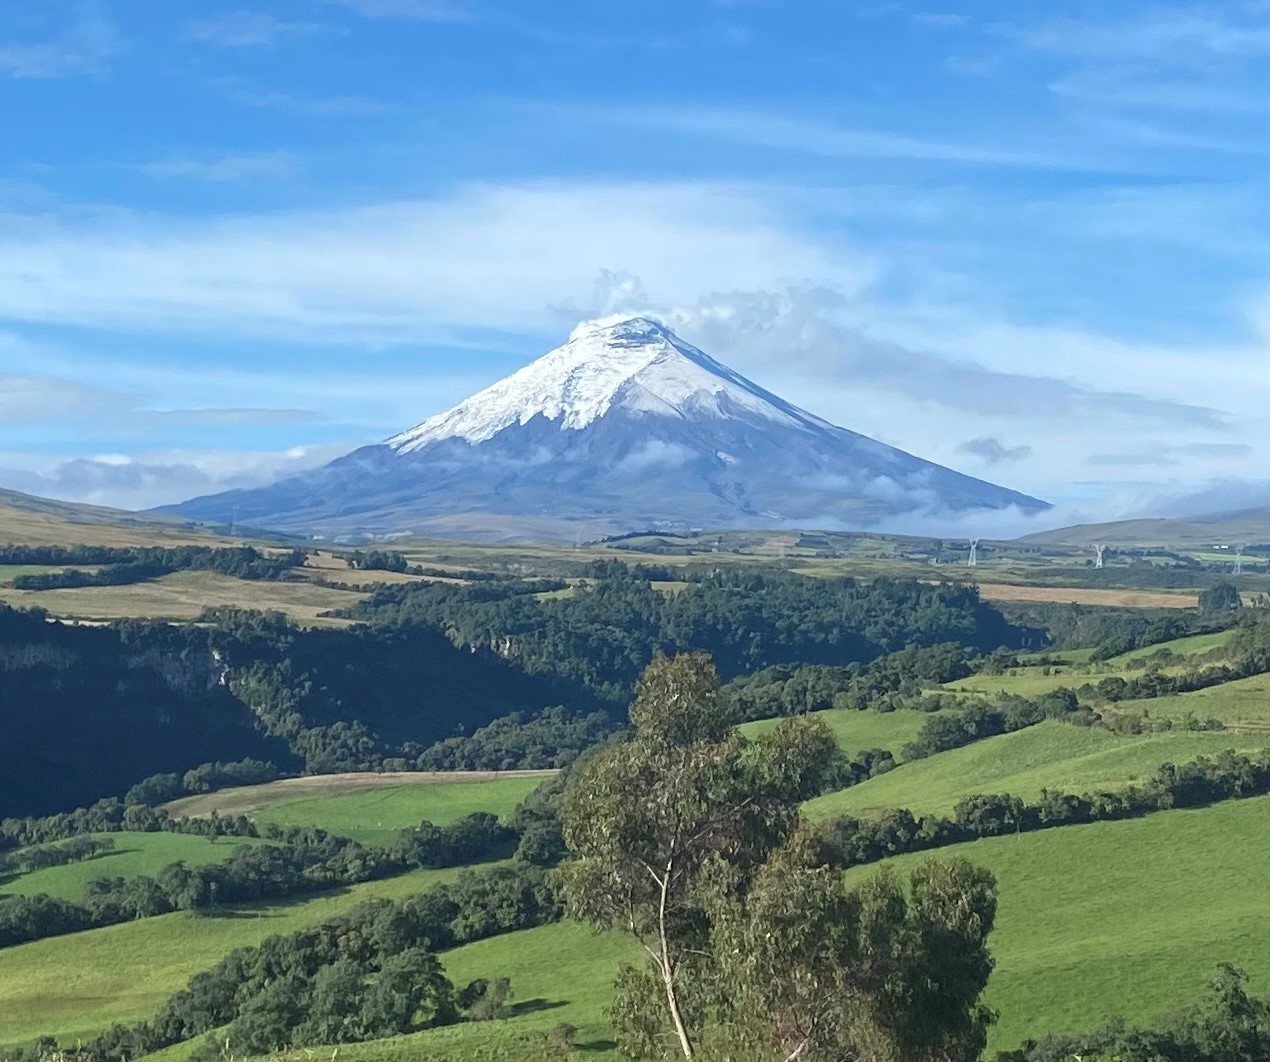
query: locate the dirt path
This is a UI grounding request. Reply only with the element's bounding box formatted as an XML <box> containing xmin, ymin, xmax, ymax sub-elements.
<box><xmin>163</xmin><ymin>769</ymin><xmax>558</xmax><ymax>819</ymax></box>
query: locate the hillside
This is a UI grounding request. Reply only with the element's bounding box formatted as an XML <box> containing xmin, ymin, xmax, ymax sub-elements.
<box><xmin>1021</xmin><ymin>505</ymin><xmax>1270</xmax><ymax>548</ymax></box>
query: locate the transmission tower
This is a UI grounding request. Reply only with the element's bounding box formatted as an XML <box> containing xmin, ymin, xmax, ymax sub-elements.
<box><xmin>229</xmin><ymin>505</ymin><xmax>241</xmax><ymax>540</ymax></box>
<box><xmin>1234</xmin><ymin>545</ymin><xmax>1245</xmax><ymax>576</ymax></box>
<box><xmin>1093</xmin><ymin>544</ymin><xmax>1107</xmax><ymax>569</ymax></box>
<box><xmin>967</xmin><ymin>538</ymin><xmax>979</xmax><ymax>567</ymax></box>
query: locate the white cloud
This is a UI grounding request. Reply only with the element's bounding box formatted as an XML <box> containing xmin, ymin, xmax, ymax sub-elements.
<box><xmin>0</xmin><ymin>181</ymin><xmax>872</xmax><ymax>342</ymax></box>
<box><xmin>185</xmin><ymin>12</ymin><xmax>325</xmax><ymax>47</ymax></box>
<box><xmin>323</xmin><ymin>0</ymin><xmax>470</xmax><ymax>20</ymax></box>
<box><xmin>549</xmin><ymin>104</ymin><xmax>1119</xmax><ymax>172</ymax></box>
<box><xmin>139</xmin><ymin>152</ymin><xmax>298</xmax><ymax>183</ymax></box>
<box><xmin>0</xmin><ymin>443</ymin><xmax>351</xmax><ymax>511</ymax></box>
<box><xmin>0</xmin><ymin>8</ymin><xmax>123</xmax><ymax>79</ymax></box>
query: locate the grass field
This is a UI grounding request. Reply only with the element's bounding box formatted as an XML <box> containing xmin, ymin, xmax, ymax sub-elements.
<box><xmin>0</xmin><ymin>833</ymin><xmax>257</xmax><ymax>901</ymax></box>
<box><xmin>165</xmin><ymin>772</ymin><xmax>553</xmax><ymax>846</ymax></box>
<box><xmin>0</xmin><ymin>570</ymin><xmax>362</xmax><ymax>627</ymax></box>
<box><xmin>803</xmin><ymin>720</ymin><xmax>1268</xmax><ymax>820</ymax></box>
<box><xmin>195</xmin><ymin>796</ymin><xmax>1270</xmax><ymax>1061</ymax></box>
<box><xmin>739</xmin><ymin>707</ymin><xmax>943</xmax><ymax>758</ymax></box>
<box><xmin>250</xmin><ymin>776</ymin><xmax>551</xmax><ymax>846</ymax></box>
<box><xmin>0</xmin><ymin>862</ymin><xmax>494</xmax><ymax>1048</ymax></box>
<box><xmin>1103</xmin><ymin>628</ymin><xmax>1235</xmax><ymax>665</ymax></box>
<box><xmin>846</xmin><ymin>795</ymin><xmax>1270</xmax><ymax>1052</ymax></box>
<box><xmin>1109</xmin><ymin>672</ymin><xmax>1270</xmax><ymax>730</ymax></box>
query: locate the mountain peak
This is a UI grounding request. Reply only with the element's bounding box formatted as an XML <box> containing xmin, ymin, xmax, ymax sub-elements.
<box><xmin>388</xmin><ymin>316</ymin><xmax>811</xmax><ymax>454</ymax></box>
<box><xmin>566</xmin><ymin>313</ymin><xmax>670</xmax><ymax>342</ymax></box>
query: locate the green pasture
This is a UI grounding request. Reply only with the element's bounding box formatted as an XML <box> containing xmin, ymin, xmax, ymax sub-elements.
<box><xmin>0</xmin><ymin>832</ymin><xmax>257</xmax><ymax>901</ymax></box>
<box><xmin>0</xmin><ymin>863</ymin><xmax>493</xmax><ymax>1048</ymax></box>
<box><xmin>1109</xmin><ymin>672</ymin><xmax>1270</xmax><ymax>729</ymax></box>
<box><xmin>251</xmin><ymin>777</ymin><xmax>547</xmax><ymax>846</ymax></box>
<box><xmin>804</xmin><ymin>720</ymin><xmax>1267</xmax><ymax>820</ymax></box>
<box><xmin>738</xmin><ymin>707</ymin><xmax>944</xmax><ymax>758</ymax></box>
<box><xmin>846</xmin><ymin>794</ymin><xmax>1270</xmax><ymax>1052</ymax></box>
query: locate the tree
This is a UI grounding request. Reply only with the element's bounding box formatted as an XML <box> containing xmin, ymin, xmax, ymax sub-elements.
<box><xmin>710</xmin><ymin>838</ymin><xmax>998</xmax><ymax>1061</ymax></box>
<box><xmin>1200</xmin><ymin>581</ymin><xmax>1243</xmax><ymax>615</ymax></box>
<box><xmin>559</xmin><ymin>652</ymin><xmax>999</xmax><ymax>1061</ymax></box>
<box><xmin>559</xmin><ymin>653</ymin><xmax>837</xmax><ymax>1058</ymax></box>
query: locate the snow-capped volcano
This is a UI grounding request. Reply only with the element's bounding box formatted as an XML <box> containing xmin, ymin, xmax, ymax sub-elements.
<box><xmin>161</xmin><ymin>316</ymin><xmax>1048</xmax><ymax>540</ymax></box>
<box><xmin>389</xmin><ymin>315</ymin><xmax>822</xmax><ymax>451</ymax></box>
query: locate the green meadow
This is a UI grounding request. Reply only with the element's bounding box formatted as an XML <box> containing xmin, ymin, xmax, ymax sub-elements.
<box><xmin>249</xmin><ymin>776</ymin><xmax>548</xmax><ymax>846</ymax></box>
<box><xmin>0</xmin><ymin>863</ymin><xmax>492</xmax><ymax>1048</ymax></box>
<box><xmin>1109</xmin><ymin>671</ymin><xmax>1270</xmax><ymax>729</ymax></box>
<box><xmin>178</xmin><ymin>795</ymin><xmax>1270</xmax><ymax>1062</ymax></box>
<box><xmin>804</xmin><ymin>720</ymin><xmax>1268</xmax><ymax>820</ymax></box>
<box><xmin>0</xmin><ymin>833</ymin><xmax>257</xmax><ymax>901</ymax></box>
<box><xmin>738</xmin><ymin>706</ymin><xmax>942</xmax><ymax>757</ymax></box>
<box><xmin>846</xmin><ymin>794</ymin><xmax>1270</xmax><ymax>1053</ymax></box>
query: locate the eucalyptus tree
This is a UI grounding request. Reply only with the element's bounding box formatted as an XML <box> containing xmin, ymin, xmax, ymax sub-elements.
<box><xmin>560</xmin><ymin>652</ymin><xmax>998</xmax><ymax>1061</ymax></box>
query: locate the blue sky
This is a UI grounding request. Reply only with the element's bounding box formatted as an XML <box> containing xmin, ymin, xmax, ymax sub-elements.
<box><xmin>0</xmin><ymin>0</ymin><xmax>1266</xmax><ymax>522</ymax></box>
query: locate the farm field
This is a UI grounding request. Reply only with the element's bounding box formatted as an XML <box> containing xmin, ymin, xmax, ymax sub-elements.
<box><xmin>950</xmin><ymin>582</ymin><xmax>1198</xmax><ymax>609</ymax></box>
<box><xmin>165</xmin><ymin>772</ymin><xmax>554</xmax><ymax>845</ymax></box>
<box><xmin>0</xmin><ymin>862</ymin><xmax>495</xmax><ymax>1048</ymax></box>
<box><xmin>191</xmin><ymin>795</ymin><xmax>1270</xmax><ymax>1061</ymax></box>
<box><xmin>845</xmin><ymin>795</ymin><xmax>1270</xmax><ymax>1052</ymax></box>
<box><xmin>738</xmin><ymin>707</ymin><xmax>942</xmax><ymax>758</ymax></box>
<box><xmin>1108</xmin><ymin>672</ymin><xmax>1270</xmax><ymax>730</ymax></box>
<box><xmin>250</xmin><ymin>776</ymin><xmax>551</xmax><ymax>845</ymax></box>
<box><xmin>803</xmin><ymin>720</ymin><xmax>1268</xmax><ymax>820</ymax></box>
<box><xmin>0</xmin><ymin>832</ymin><xmax>256</xmax><ymax>901</ymax></box>
<box><xmin>0</xmin><ymin>570</ymin><xmax>362</xmax><ymax>626</ymax></box>
<box><xmin>1102</xmin><ymin>628</ymin><xmax>1234</xmax><ymax>664</ymax></box>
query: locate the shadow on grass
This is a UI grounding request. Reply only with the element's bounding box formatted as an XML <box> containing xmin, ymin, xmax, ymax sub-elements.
<box><xmin>508</xmin><ymin>998</ymin><xmax>568</xmax><ymax>1016</ymax></box>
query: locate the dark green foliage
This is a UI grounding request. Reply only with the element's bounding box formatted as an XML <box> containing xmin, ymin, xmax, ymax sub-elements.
<box><xmin>414</xmin><ymin>706</ymin><xmax>620</xmax><ymax>771</ymax></box>
<box><xmin>997</xmin><ymin>601</ymin><xmax>1219</xmax><ymax>654</ymax></box>
<box><xmin>999</xmin><ymin>965</ymin><xmax>1270</xmax><ymax>1062</ymax></box>
<box><xmin>345</xmin><ymin>569</ymin><xmax>1025</xmax><ymax>703</ymax></box>
<box><xmin>0</xmin><ymin>834</ymin><xmax>114</xmax><ymax>872</ymax></box>
<box><xmin>902</xmin><ymin>689</ymin><xmax>1082</xmax><ymax>761</ymax></box>
<box><xmin>347</xmin><ymin>549</ymin><xmax>409</xmax><ymax>572</ymax></box>
<box><xmin>0</xmin><ymin>607</ymin><xmax>286</xmax><ymax>818</ymax></box>
<box><xmin>1200</xmin><ymin>581</ymin><xmax>1244</xmax><ymax>616</ymax></box>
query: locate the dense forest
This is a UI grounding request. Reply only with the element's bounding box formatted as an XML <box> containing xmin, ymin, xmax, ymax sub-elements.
<box><xmin>0</xmin><ymin>568</ymin><xmax>1031</xmax><ymax>818</ymax></box>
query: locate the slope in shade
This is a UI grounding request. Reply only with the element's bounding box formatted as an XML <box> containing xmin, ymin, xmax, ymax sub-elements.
<box><xmin>160</xmin><ymin>317</ymin><xmax>1048</xmax><ymax>540</ymax></box>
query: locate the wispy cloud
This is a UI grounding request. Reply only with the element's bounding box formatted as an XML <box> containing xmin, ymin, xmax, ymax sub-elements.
<box><xmin>217</xmin><ymin>79</ymin><xmax>401</xmax><ymax>117</ymax></box>
<box><xmin>0</xmin><ymin>8</ymin><xmax>123</xmax><ymax>80</ymax></box>
<box><xmin>1049</xmin><ymin>68</ymin><xmax>1269</xmax><ymax>114</ymax></box>
<box><xmin>0</xmin><ymin>444</ymin><xmax>351</xmax><ymax>511</ymax></box>
<box><xmin>555</xmin><ymin>104</ymin><xmax>1134</xmax><ymax>173</ymax></box>
<box><xmin>323</xmin><ymin>0</ymin><xmax>470</xmax><ymax>20</ymax></box>
<box><xmin>1012</xmin><ymin>8</ymin><xmax>1270</xmax><ymax>63</ymax></box>
<box><xmin>185</xmin><ymin>11</ymin><xmax>327</xmax><ymax>48</ymax></box>
<box><xmin>957</xmin><ymin>436</ymin><xmax>1033</xmax><ymax>465</ymax></box>
<box><xmin>139</xmin><ymin>152</ymin><xmax>299</xmax><ymax>182</ymax></box>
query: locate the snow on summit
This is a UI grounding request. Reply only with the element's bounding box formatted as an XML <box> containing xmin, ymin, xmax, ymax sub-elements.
<box><xmin>387</xmin><ymin>316</ymin><xmax>818</xmax><ymax>453</ymax></box>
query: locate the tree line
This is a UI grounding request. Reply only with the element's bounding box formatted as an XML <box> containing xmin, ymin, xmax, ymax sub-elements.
<box><xmin>0</xmin><ymin>812</ymin><xmax>518</xmax><ymax>949</ymax></box>
<box><xmin>819</xmin><ymin>747</ymin><xmax>1270</xmax><ymax>871</ymax></box>
<box><xmin>7</xmin><ymin>545</ymin><xmax>307</xmax><ymax>590</ymax></box>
